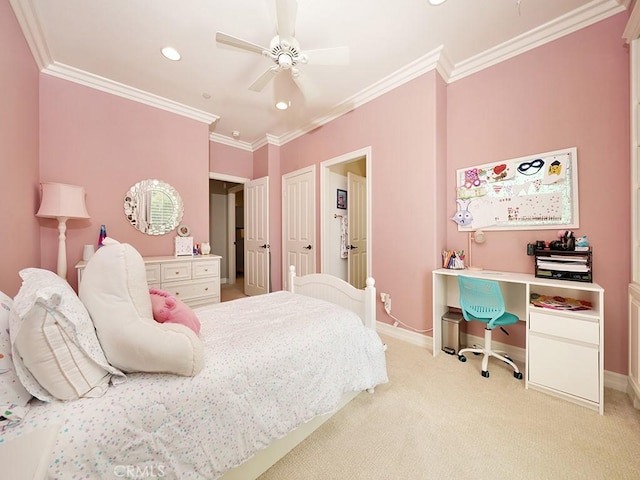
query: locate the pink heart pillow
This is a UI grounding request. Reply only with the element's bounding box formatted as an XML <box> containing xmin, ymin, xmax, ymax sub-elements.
<box><xmin>149</xmin><ymin>288</ymin><xmax>201</xmax><ymax>335</ymax></box>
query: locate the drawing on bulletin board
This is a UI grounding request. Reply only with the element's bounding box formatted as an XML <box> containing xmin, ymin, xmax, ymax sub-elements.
<box><xmin>453</xmin><ymin>147</ymin><xmax>579</xmax><ymax>231</ymax></box>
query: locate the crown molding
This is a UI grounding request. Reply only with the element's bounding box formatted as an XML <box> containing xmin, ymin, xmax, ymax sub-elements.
<box><xmin>42</xmin><ymin>62</ymin><xmax>219</xmax><ymax>125</ymax></box>
<box><xmin>272</xmin><ymin>46</ymin><xmax>445</xmax><ymax>146</ymax></box>
<box><xmin>449</xmin><ymin>0</ymin><xmax>626</xmax><ymax>82</ymax></box>
<box><xmin>209</xmin><ymin>132</ymin><xmax>253</xmax><ymax>152</ymax></box>
<box><xmin>9</xmin><ymin>0</ymin><xmax>50</xmax><ymax>70</ymax></box>
<box><xmin>12</xmin><ymin>0</ymin><xmax>626</xmax><ymax>148</ymax></box>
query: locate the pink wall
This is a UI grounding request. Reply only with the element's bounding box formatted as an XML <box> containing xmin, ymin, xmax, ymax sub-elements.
<box><xmin>447</xmin><ymin>14</ymin><xmax>630</xmax><ymax>373</ymax></box>
<box><xmin>280</xmin><ymin>72</ymin><xmax>441</xmax><ymax>328</ymax></box>
<box><xmin>3</xmin><ymin>5</ymin><xmax>631</xmax><ymax>375</ymax></box>
<box><xmin>0</xmin><ymin>0</ymin><xmax>40</xmax><ymax>296</ymax></box>
<box><xmin>39</xmin><ymin>76</ymin><xmax>211</xmax><ymax>291</ymax></box>
<box><xmin>209</xmin><ymin>142</ymin><xmax>253</xmax><ymax>179</ymax></box>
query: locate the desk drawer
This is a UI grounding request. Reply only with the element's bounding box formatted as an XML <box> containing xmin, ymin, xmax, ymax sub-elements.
<box><xmin>161</xmin><ymin>262</ymin><xmax>192</xmax><ymax>283</ymax></box>
<box><xmin>529</xmin><ymin>311</ymin><xmax>598</xmax><ymax>344</ymax></box>
<box><xmin>193</xmin><ymin>260</ymin><xmax>219</xmax><ymax>279</ymax></box>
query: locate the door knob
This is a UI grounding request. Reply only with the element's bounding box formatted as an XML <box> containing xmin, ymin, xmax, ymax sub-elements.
<box><xmin>260</xmin><ymin>244</ymin><xmax>270</xmax><ymax>249</ymax></box>
<box><xmin>303</xmin><ymin>245</ymin><xmax>312</xmax><ymax>250</ymax></box>
<box><xmin>347</xmin><ymin>245</ymin><xmax>358</xmax><ymax>250</ymax></box>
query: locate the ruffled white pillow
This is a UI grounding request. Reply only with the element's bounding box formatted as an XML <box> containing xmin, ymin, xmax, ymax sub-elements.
<box><xmin>0</xmin><ymin>290</ymin><xmax>32</xmax><ymax>425</ymax></box>
<box><xmin>9</xmin><ymin>268</ymin><xmax>125</xmax><ymax>401</ymax></box>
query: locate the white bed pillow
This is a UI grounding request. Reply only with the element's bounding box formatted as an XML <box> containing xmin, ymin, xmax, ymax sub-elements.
<box><xmin>79</xmin><ymin>238</ymin><xmax>203</xmax><ymax>376</ymax></box>
<box><xmin>0</xmin><ymin>290</ymin><xmax>32</xmax><ymax>425</ymax></box>
<box><xmin>9</xmin><ymin>268</ymin><xmax>125</xmax><ymax>402</ymax></box>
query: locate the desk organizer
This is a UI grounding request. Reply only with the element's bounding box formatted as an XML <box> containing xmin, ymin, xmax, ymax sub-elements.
<box><xmin>534</xmin><ymin>247</ymin><xmax>592</xmax><ymax>282</ymax></box>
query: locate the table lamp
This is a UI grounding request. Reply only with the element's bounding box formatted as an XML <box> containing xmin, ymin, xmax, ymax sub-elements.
<box><xmin>36</xmin><ymin>182</ymin><xmax>90</xmax><ymax>279</ymax></box>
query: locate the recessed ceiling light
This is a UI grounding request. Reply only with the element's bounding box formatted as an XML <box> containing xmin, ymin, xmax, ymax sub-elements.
<box><xmin>161</xmin><ymin>46</ymin><xmax>181</xmax><ymax>61</ymax></box>
<box><xmin>275</xmin><ymin>100</ymin><xmax>291</xmax><ymax>110</ymax></box>
<box><xmin>429</xmin><ymin>0</ymin><xmax>447</xmax><ymax>5</ymax></box>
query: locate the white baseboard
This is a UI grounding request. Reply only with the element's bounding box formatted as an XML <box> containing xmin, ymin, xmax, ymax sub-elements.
<box><xmin>376</xmin><ymin>322</ymin><xmax>627</xmax><ymax>393</ymax></box>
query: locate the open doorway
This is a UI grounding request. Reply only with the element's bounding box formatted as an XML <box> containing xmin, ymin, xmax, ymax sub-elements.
<box><xmin>209</xmin><ymin>174</ymin><xmax>248</xmax><ymax>298</ymax></box>
<box><xmin>320</xmin><ymin>147</ymin><xmax>372</xmax><ymax>287</ymax></box>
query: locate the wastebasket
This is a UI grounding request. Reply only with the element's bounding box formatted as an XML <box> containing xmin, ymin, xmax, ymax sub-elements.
<box><xmin>442</xmin><ymin>310</ymin><xmax>463</xmax><ymax>354</ymax></box>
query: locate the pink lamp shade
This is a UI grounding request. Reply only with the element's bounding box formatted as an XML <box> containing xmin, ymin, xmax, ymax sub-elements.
<box><xmin>36</xmin><ymin>183</ymin><xmax>90</xmax><ymax>219</ymax></box>
<box><xmin>36</xmin><ymin>182</ymin><xmax>90</xmax><ymax>279</ymax></box>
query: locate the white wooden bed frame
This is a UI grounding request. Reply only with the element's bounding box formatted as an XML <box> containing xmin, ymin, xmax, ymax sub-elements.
<box><xmin>221</xmin><ymin>266</ymin><xmax>377</xmax><ymax>479</ymax></box>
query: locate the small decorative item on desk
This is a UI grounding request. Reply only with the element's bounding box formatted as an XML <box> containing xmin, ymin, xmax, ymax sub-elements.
<box><xmin>174</xmin><ymin>236</ymin><xmax>194</xmax><ymax>256</ymax></box>
<box><xmin>201</xmin><ymin>242</ymin><xmax>211</xmax><ymax>255</ymax></box>
<box><xmin>442</xmin><ymin>249</ymin><xmax>465</xmax><ymax>269</ymax></box>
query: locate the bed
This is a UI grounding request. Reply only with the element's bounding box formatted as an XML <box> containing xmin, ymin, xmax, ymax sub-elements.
<box><xmin>0</xmin><ymin>253</ymin><xmax>388</xmax><ymax>480</ymax></box>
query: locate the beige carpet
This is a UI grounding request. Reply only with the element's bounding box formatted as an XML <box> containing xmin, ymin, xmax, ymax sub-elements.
<box><xmin>259</xmin><ymin>335</ymin><xmax>640</xmax><ymax>480</ymax></box>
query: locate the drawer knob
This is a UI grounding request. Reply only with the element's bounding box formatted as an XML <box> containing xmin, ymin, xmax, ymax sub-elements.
<box><xmin>175</xmin><ymin>271</ymin><xmax>179</xmax><ymax>275</ymax></box>
<box><xmin>205</xmin><ymin>287</ymin><xmax>209</xmax><ymax>291</ymax></box>
<box><xmin>175</xmin><ymin>292</ymin><xmax>180</xmax><ymax>296</ymax></box>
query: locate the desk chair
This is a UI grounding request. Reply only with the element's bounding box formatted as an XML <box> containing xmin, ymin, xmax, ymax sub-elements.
<box><xmin>457</xmin><ymin>275</ymin><xmax>523</xmax><ymax>380</ymax></box>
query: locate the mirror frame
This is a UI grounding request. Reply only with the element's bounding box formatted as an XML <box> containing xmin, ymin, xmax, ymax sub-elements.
<box><xmin>124</xmin><ymin>179</ymin><xmax>184</xmax><ymax>235</ymax></box>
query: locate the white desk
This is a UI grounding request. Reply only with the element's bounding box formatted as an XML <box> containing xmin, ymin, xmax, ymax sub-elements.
<box><xmin>432</xmin><ymin>268</ymin><xmax>605</xmax><ymax>414</ymax></box>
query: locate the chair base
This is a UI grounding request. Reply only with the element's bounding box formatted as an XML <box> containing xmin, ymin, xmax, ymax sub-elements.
<box><xmin>458</xmin><ymin>328</ymin><xmax>523</xmax><ymax>380</ymax></box>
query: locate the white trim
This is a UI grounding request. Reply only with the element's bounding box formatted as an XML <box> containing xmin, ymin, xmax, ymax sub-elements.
<box><xmin>320</xmin><ymin>147</ymin><xmax>372</xmax><ymax>282</ymax></box>
<box><xmin>209</xmin><ymin>173</ymin><xmax>250</xmax><ymax>184</ymax></box>
<box><xmin>43</xmin><ymin>62</ymin><xmax>219</xmax><ymax>125</ymax></box>
<box><xmin>9</xmin><ymin>0</ymin><xmax>50</xmax><ymax>69</ymax></box>
<box><xmin>209</xmin><ymin>132</ymin><xmax>253</xmax><ymax>152</ymax></box>
<box><xmin>378</xmin><ymin>325</ymin><xmax>629</xmax><ymax>394</ymax></box>
<box><xmin>12</xmin><ymin>0</ymin><xmax>625</xmax><ymax>147</ymax></box>
<box><xmin>449</xmin><ymin>0</ymin><xmax>625</xmax><ymax>82</ymax></box>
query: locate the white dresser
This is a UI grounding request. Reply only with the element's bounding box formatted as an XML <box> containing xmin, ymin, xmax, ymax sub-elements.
<box><xmin>77</xmin><ymin>254</ymin><xmax>222</xmax><ymax>307</ymax></box>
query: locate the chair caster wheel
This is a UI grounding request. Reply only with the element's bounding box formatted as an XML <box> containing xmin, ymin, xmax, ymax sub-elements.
<box><xmin>514</xmin><ymin>372</ymin><xmax>523</xmax><ymax>380</ymax></box>
<box><xmin>458</xmin><ymin>355</ymin><xmax>467</xmax><ymax>363</ymax></box>
<box><xmin>481</xmin><ymin>370</ymin><xmax>490</xmax><ymax>378</ymax></box>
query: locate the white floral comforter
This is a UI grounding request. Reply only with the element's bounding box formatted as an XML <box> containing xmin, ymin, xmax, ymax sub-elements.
<box><xmin>0</xmin><ymin>291</ymin><xmax>388</xmax><ymax>479</ymax></box>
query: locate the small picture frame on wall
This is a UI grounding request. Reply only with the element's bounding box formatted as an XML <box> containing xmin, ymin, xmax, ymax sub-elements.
<box><xmin>337</xmin><ymin>189</ymin><xmax>347</xmax><ymax>209</ymax></box>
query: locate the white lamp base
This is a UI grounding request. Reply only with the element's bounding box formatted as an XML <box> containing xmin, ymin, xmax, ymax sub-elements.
<box><xmin>56</xmin><ymin>217</ymin><xmax>69</xmax><ymax>279</ymax></box>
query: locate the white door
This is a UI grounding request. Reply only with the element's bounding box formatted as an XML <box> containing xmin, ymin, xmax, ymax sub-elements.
<box><xmin>282</xmin><ymin>166</ymin><xmax>315</xmax><ymax>290</ymax></box>
<box><xmin>347</xmin><ymin>172</ymin><xmax>367</xmax><ymax>288</ymax></box>
<box><xmin>245</xmin><ymin>176</ymin><xmax>270</xmax><ymax>296</ymax></box>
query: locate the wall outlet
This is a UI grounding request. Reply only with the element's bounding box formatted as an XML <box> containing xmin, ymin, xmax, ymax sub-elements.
<box><xmin>380</xmin><ymin>293</ymin><xmax>391</xmax><ymax>314</ymax></box>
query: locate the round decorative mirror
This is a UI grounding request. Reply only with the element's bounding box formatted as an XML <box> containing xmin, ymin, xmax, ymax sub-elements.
<box><xmin>124</xmin><ymin>179</ymin><xmax>184</xmax><ymax>235</ymax></box>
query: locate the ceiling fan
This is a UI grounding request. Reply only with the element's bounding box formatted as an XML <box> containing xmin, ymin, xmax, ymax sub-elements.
<box><xmin>215</xmin><ymin>0</ymin><xmax>349</xmax><ymax>99</ymax></box>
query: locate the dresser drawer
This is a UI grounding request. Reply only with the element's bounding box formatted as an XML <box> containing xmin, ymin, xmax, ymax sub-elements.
<box><xmin>145</xmin><ymin>264</ymin><xmax>161</xmax><ymax>286</ymax></box>
<box><xmin>193</xmin><ymin>260</ymin><xmax>219</xmax><ymax>279</ymax></box>
<box><xmin>529</xmin><ymin>311</ymin><xmax>599</xmax><ymax>344</ymax></box>
<box><xmin>162</xmin><ymin>278</ymin><xmax>220</xmax><ymax>304</ymax></box>
<box><xmin>161</xmin><ymin>262</ymin><xmax>192</xmax><ymax>283</ymax></box>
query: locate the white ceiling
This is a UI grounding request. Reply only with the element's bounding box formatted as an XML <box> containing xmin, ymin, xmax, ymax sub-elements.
<box><xmin>10</xmin><ymin>0</ymin><xmax>628</xmax><ymax>149</ymax></box>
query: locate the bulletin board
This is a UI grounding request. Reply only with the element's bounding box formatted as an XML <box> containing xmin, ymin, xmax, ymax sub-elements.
<box><xmin>454</xmin><ymin>147</ymin><xmax>579</xmax><ymax>231</ymax></box>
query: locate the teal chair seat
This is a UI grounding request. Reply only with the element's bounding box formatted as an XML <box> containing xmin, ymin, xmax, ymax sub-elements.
<box><xmin>456</xmin><ymin>275</ymin><xmax>523</xmax><ymax>380</ymax></box>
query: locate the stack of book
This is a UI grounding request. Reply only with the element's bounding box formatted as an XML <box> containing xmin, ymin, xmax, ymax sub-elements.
<box><xmin>534</xmin><ymin>248</ymin><xmax>592</xmax><ymax>282</ymax></box>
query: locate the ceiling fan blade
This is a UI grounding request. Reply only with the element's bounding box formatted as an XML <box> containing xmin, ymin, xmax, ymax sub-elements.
<box><xmin>249</xmin><ymin>67</ymin><xmax>280</xmax><ymax>92</ymax></box>
<box><xmin>292</xmin><ymin>70</ymin><xmax>319</xmax><ymax>99</ymax></box>
<box><xmin>304</xmin><ymin>46</ymin><xmax>349</xmax><ymax>66</ymax></box>
<box><xmin>216</xmin><ymin>32</ymin><xmax>267</xmax><ymax>55</ymax></box>
<box><xmin>275</xmin><ymin>0</ymin><xmax>297</xmax><ymax>39</ymax></box>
